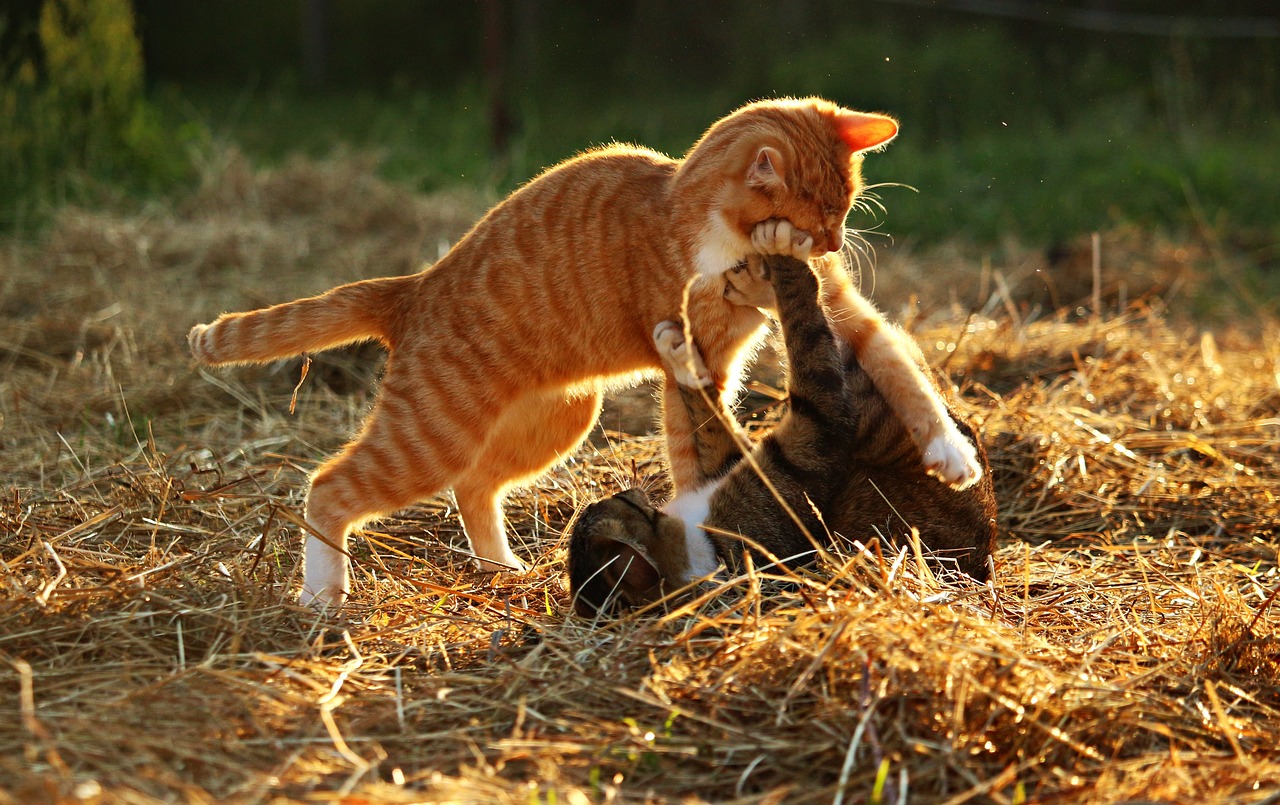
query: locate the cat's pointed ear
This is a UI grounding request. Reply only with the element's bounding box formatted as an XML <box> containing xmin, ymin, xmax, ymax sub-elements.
<box><xmin>747</xmin><ymin>146</ymin><xmax>785</xmax><ymax>188</ymax></box>
<box><xmin>834</xmin><ymin>111</ymin><xmax>899</xmax><ymax>154</ymax></box>
<box><xmin>599</xmin><ymin>539</ymin><xmax>664</xmax><ymax>609</ymax></box>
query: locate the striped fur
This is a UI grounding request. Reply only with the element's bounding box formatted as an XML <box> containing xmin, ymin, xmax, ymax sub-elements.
<box><xmin>188</xmin><ymin>98</ymin><xmax>973</xmax><ymax>608</ymax></box>
<box><xmin>568</xmin><ymin>250</ymin><xmax>998</xmax><ymax>616</ymax></box>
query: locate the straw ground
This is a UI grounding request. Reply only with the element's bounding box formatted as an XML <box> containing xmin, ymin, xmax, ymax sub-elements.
<box><xmin>2</xmin><ymin>153</ymin><xmax>1278</xmax><ymax>803</ymax></box>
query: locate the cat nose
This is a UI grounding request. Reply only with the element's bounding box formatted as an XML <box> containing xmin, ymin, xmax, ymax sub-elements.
<box><xmin>827</xmin><ymin>226</ymin><xmax>845</xmax><ymax>253</ymax></box>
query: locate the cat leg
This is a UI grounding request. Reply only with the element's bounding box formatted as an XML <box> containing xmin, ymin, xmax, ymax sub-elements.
<box><xmin>737</xmin><ymin>252</ymin><xmax>862</xmax><ymax>504</ymax></box>
<box><xmin>752</xmin><ymin>219</ymin><xmax>982</xmax><ymax>490</ymax></box>
<box><xmin>767</xmin><ymin>255</ymin><xmax>851</xmax><ymax>437</ymax></box>
<box><xmin>661</xmin><ymin>378</ymin><xmax>708</xmax><ymax>496</ymax></box>
<box><xmin>454</xmin><ymin>386</ymin><xmax>603</xmax><ymax>571</ymax></box>
<box><xmin>654</xmin><ymin>321</ymin><xmax>743</xmax><ymax>483</ymax></box>
<box><xmin>661</xmin><ymin>279</ymin><xmax>769</xmax><ymax>493</ymax></box>
<box><xmin>812</xmin><ymin>260</ymin><xmax>982</xmax><ymax>489</ymax></box>
<box><xmin>299</xmin><ymin>361</ymin><xmax>500</xmax><ymax>607</ymax></box>
<box><xmin>301</xmin><ymin>420</ymin><xmax>471</xmax><ymax>607</ymax></box>
<box><xmin>451</xmin><ymin>488</ymin><xmax>521</xmax><ymax>572</ymax></box>
<box><xmin>722</xmin><ymin>257</ymin><xmax>776</xmax><ymax>309</ymax></box>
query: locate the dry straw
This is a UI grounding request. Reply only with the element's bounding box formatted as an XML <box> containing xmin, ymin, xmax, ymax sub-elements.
<box><xmin>2</xmin><ymin>153</ymin><xmax>1278</xmax><ymax>803</ymax></box>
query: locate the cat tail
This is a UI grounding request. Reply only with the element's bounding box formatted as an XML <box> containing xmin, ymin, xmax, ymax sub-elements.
<box><xmin>188</xmin><ymin>275</ymin><xmax>409</xmax><ymax>366</ymax></box>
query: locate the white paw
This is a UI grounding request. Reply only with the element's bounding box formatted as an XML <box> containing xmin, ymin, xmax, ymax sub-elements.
<box><xmin>653</xmin><ymin>321</ymin><xmax>712</xmax><ymax>388</ymax></box>
<box><xmin>301</xmin><ymin>535</ymin><xmax>350</xmax><ymax>609</ymax></box>
<box><xmin>921</xmin><ymin>428</ymin><xmax>983</xmax><ymax>490</ymax></box>
<box><xmin>752</xmin><ymin>218</ymin><xmax>813</xmax><ymax>261</ymax></box>
<box><xmin>476</xmin><ymin>551</ymin><xmax>528</xmax><ymax>574</ymax></box>
<box><xmin>299</xmin><ymin>582</ymin><xmax>346</xmax><ymax>610</ymax></box>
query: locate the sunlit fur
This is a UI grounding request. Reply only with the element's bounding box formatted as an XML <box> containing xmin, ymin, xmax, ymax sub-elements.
<box><xmin>568</xmin><ymin>253</ymin><xmax>998</xmax><ymax>617</ymax></box>
<box><xmin>188</xmin><ymin>97</ymin><xmax>940</xmax><ymax>608</ymax></box>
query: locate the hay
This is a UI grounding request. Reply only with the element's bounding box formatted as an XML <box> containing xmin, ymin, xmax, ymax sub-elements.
<box><xmin>2</xmin><ymin>152</ymin><xmax>1279</xmax><ymax>803</ymax></box>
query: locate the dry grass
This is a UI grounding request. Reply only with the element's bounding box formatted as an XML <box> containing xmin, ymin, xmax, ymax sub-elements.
<box><xmin>2</xmin><ymin>152</ymin><xmax>1279</xmax><ymax>804</ymax></box>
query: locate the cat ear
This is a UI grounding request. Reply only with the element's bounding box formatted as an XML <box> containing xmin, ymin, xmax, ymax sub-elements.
<box><xmin>834</xmin><ymin>111</ymin><xmax>899</xmax><ymax>154</ymax></box>
<box><xmin>747</xmin><ymin>146</ymin><xmax>785</xmax><ymax>188</ymax></box>
<box><xmin>599</xmin><ymin>539</ymin><xmax>664</xmax><ymax>608</ymax></box>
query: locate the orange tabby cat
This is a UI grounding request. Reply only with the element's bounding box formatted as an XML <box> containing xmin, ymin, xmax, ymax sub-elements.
<box><xmin>189</xmin><ymin>97</ymin><xmax>979</xmax><ymax>607</ymax></box>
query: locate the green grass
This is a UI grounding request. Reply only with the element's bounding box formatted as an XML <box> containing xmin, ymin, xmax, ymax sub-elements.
<box><xmin>7</xmin><ymin>66</ymin><xmax>1277</xmax><ymax>258</ymax></box>
<box><xmin>7</xmin><ymin>0</ymin><xmax>1276</xmax><ymax>253</ymax></box>
<box><xmin>168</xmin><ymin>84</ymin><xmax>1280</xmax><ymax>253</ymax></box>
<box><xmin>871</xmin><ymin>110</ymin><xmax>1280</xmax><ymax>248</ymax></box>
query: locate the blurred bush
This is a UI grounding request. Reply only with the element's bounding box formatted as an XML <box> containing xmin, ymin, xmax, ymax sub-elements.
<box><xmin>0</xmin><ymin>0</ymin><xmax>201</xmax><ymax>227</ymax></box>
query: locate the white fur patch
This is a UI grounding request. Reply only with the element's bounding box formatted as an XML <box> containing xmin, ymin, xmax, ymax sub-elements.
<box><xmin>693</xmin><ymin>210</ymin><xmax>749</xmax><ymax>278</ymax></box>
<box><xmin>921</xmin><ymin>427</ymin><xmax>984</xmax><ymax>490</ymax></box>
<box><xmin>653</xmin><ymin>321</ymin><xmax>712</xmax><ymax>388</ymax></box>
<box><xmin>662</xmin><ymin>481</ymin><xmax>723</xmax><ymax>583</ymax></box>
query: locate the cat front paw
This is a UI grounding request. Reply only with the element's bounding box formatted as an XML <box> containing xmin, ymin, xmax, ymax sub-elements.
<box><xmin>752</xmin><ymin>218</ymin><xmax>814</xmax><ymax>261</ymax></box>
<box><xmin>723</xmin><ymin>256</ymin><xmax>777</xmax><ymax>309</ymax></box>
<box><xmin>653</xmin><ymin>321</ymin><xmax>712</xmax><ymax>388</ymax></box>
<box><xmin>921</xmin><ymin>427</ymin><xmax>984</xmax><ymax>490</ymax></box>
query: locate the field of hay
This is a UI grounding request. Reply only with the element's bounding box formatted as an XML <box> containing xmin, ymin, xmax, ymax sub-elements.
<box><xmin>2</xmin><ymin>154</ymin><xmax>1279</xmax><ymax>804</ymax></box>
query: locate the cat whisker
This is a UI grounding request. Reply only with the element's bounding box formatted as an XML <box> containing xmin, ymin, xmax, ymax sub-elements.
<box><xmin>852</xmin><ymin>191</ymin><xmax>889</xmax><ymax>218</ymax></box>
<box><xmin>839</xmin><ymin>228</ymin><xmax>880</xmax><ymax>294</ymax></box>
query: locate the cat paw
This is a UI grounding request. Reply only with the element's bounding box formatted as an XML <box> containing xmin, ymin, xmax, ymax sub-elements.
<box><xmin>752</xmin><ymin>218</ymin><xmax>814</xmax><ymax>261</ymax></box>
<box><xmin>476</xmin><ymin>552</ymin><xmax>528</xmax><ymax>573</ymax></box>
<box><xmin>921</xmin><ymin>428</ymin><xmax>984</xmax><ymax>490</ymax></box>
<box><xmin>653</xmin><ymin>321</ymin><xmax>712</xmax><ymax>388</ymax></box>
<box><xmin>299</xmin><ymin>582</ymin><xmax>347</xmax><ymax>610</ymax></box>
<box><xmin>723</xmin><ymin>256</ymin><xmax>777</xmax><ymax>308</ymax></box>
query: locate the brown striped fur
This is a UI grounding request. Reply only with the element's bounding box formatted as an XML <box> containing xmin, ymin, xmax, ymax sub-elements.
<box><xmin>568</xmin><ymin>248</ymin><xmax>998</xmax><ymax>616</ymax></box>
<box><xmin>189</xmin><ymin>98</ymin><xmax>975</xmax><ymax>607</ymax></box>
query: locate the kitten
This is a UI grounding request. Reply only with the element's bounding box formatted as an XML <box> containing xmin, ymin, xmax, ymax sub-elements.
<box><xmin>189</xmin><ymin>97</ymin><xmax>979</xmax><ymax>607</ymax></box>
<box><xmin>567</xmin><ymin>225</ymin><xmax>998</xmax><ymax>616</ymax></box>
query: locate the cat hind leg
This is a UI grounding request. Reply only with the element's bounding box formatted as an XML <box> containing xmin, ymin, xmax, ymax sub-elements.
<box><xmin>298</xmin><ymin>371</ymin><xmax>493</xmax><ymax>606</ymax></box>
<box><xmin>453</xmin><ymin>487</ymin><xmax>524</xmax><ymax>572</ymax></box>
<box><xmin>453</xmin><ymin>386</ymin><xmax>603</xmax><ymax>572</ymax></box>
<box><xmin>301</xmin><ymin>434</ymin><xmax>463</xmax><ymax>608</ymax></box>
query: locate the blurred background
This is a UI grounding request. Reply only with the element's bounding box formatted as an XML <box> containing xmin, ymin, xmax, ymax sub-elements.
<box><xmin>2</xmin><ymin>0</ymin><xmax>1277</xmax><ymax>254</ymax></box>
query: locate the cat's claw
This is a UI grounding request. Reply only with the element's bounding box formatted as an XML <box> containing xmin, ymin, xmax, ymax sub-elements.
<box><xmin>921</xmin><ymin>429</ymin><xmax>984</xmax><ymax>490</ymax></box>
<box><xmin>752</xmin><ymin>218</ymin><xmax>814</xmax><ymax>261</ymax></box>
<box><xmin>653</xmin><ymin>321</ymin><xmax>713</xmax><ymax>388</ymax></box>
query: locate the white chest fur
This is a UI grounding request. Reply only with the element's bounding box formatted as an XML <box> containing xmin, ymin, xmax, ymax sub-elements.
<box><xmin>693</xmin><ymin>210</ymin><xmax>749</xmax><ymax>278</ymax></box>
<box><xmin>662</xmin><ymin>481</ymin><xmax>724</xmax><ymax>583</ymax></box>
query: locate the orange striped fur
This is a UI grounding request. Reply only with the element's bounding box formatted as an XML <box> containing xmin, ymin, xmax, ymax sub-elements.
<box><xmin>189</xmin><ymin>97</ymin><xmax>976</xmax><ymax>608</ymax></box>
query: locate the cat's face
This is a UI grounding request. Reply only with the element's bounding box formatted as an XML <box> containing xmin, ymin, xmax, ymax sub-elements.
<box><xmin>740</xmin><ymin>105</ymin><xmax>897</xmax><ymax>257</ymax></box>
<box><xmin>566</xmin><ymin>488</ymin><xmax>691</xmax><ymax>616</ymax></box>
<box><xmin>736</xmin><ymin>152</ymin><xmax>859</xmax><ymax>260</ymax></box>
<box><xmin>692</xmin><ymin>99</ymin><xmax>898</xmax><ymax>271</ymax></box>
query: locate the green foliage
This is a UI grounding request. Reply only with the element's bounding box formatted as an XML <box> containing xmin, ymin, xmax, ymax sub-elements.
<box><xmin>177</xmin><ymin>84</ymin><xmax>1280</xmax><ymax>250</ymax></box>
<box><xmin>870</xmin><ymin>111</ymin><xmax>1280</xmax><ymax>245</ymax></box>
<box><xmin>0</xmin><ymin>0</ymin><xmax>199</xmax><ymax>228</ymax></box>
<box><xmin>767</xmin><ymin>27</ymin><xmax>1044</xmax><ymax>136</ymax></box>
<box><xmin>4</xmin><ymin>1</ymin><xmax>1277</xmax><ymax>251</ymax></box>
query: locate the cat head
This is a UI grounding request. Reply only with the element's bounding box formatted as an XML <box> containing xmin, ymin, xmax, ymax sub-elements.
<box><xmin>567</xmin><ymin>488</ymin><xmax>693</xmax><ymax>616</ymax></box>
<box><xmin>680</xmin><ymin>97</ymin><xmax>898</xmax><ymax>276</ymax></box>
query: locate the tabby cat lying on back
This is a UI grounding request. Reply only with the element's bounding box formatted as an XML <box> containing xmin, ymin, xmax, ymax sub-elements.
<box><xmin>568</xmin><ymin>226</ymin><xmax>998</xmax><ymax>616</ymax></box>
<box><xmin>189</xmin><ymin>97</ymin><xmax>981</xmax><ymax>608</ymax></box>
